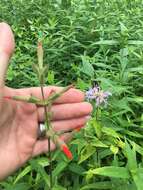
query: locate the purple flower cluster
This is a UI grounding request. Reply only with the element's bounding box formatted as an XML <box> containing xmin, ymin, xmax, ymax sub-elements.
<box><xmin>85</xmin><ymin>86</ymin><xmax>112</xmax><ymax>107</ymax></box>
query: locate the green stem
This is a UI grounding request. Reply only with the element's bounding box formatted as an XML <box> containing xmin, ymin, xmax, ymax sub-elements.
<box><xmin>95</xmin><ymin>107</ymin><xmax>99</xmax><ymax>121</ymax></box>
<box><xmin>40</xmin><ymin>85</ymin><xmax>53</xmax><ymax>189</ymax></box>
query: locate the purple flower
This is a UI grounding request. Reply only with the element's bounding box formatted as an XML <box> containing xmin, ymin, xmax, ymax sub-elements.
<box><xmin>85</xmin><ymin>86</ymin><xmax>112</xmax><ymax>107</ymax></box>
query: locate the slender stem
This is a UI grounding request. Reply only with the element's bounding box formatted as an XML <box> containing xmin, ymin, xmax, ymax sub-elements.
<box><xmin>95</xmin><ymin>107</ymin><xmax>99</xmax><ymax>121</ymax></box>
<box><xmin>40</xmin><ymin>85</ymin><xmax>53</xmax><ymax>189</ymax></box>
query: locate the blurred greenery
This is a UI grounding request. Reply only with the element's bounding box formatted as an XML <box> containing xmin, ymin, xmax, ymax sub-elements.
<box><xmin>0</xmin><ymin>0</ymin><xmax>143</xmax><ymax>189</ymax></box>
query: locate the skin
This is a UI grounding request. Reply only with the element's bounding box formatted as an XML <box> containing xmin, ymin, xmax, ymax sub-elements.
<box><xmin>0</xmin><ymin>23</ymin><xmax>92</xmax><ymax>180</ymax></box>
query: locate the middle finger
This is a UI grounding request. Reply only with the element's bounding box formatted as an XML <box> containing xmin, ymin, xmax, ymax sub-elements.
<box><xmin>37</xmin><ymin>102</ymin><xmax>92</xmax><ymax>122</ymax></box>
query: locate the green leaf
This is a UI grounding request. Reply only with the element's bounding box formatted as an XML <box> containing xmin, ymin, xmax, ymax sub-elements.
<box><xmin>93</xmin><ymin>40</ymin><xmax>119</xmax><ymax>45</ymax></box>
<box><xmin>88</xmin><ymin>166</ymin><xmax>130</xmax><ymax>179</ymax></box>
<box><xmin>133</xmin><ymin>168</ymin><xmax>143</xmax><ymax>190</ymax></box>
<box><xmin>68</xmin><ymin>163</ymin><xmax>85</xmax><ymax>175</ymax></box>
<box><xmin>124</xmin><ymin>130</ymin><xmax>143</xmax><ymax>138</ymax></box>
<box><xmin>78</xmin><ymin>144</ymin><xmax>96</xmax><ymax>164</ymax></box>
<box><xmin>7</xmin><ymin>183</ymin><xmax>30</xmax><ymax>190</ymax></box>
<box><xmin>128</xmin><ymin>40</ymin><xmax>143</xmax><ymax>45</ymax></box>
<box><xmin>124</xmin><ymin>140</ymin><xmax>137</xmax><ymax>172</ymax></box>
<box><xmin>92</xmin><ymin>138</ymin><xmax>108</xmax><ymax>148</ymax></box>
<box><xmin>36</xmin><ymin>157</ymin><xmax>49</xmax><ymax>167</ymax></box>
<box><xmin>102</xmin><ymin>127</ymin><xmax>120</xmax><ymax>138</ymax></box>
<box><xmin>129</xmin><ymin>140</ymin><xmax>143</xmax><ymax>156</ymax></box>
<box><xmin>52</xmin><ymin>185</ymin><xmax>66</xmax><ymax>190</ymax></box>
<box><xmin>14</xmin><ymin>166</ymin><xmax>31</xmax><ymax>184</ymax></box>
<box><xmin>92</xmin><ymin>119</ymin><xmax>102</xmax><ymax>139</ymax></box>
<box><xmin>119</xmin><ymin>22</ymin><xmax>128</xmax><ymax>33</ymax></box>
<box><xmin>53</xmin><ymin>161</ymin><xmax>68</xmax><ymax>178</ymax></box>
<box><xmin>80</xmin><ymin>181</ymin><xmax>114</xmax><ymax>190</ymax></box>
<box><xmin>110</xmin><ymin>145</ymin><xmax>119</xmax><ymax>154</ymax></box>
<box><xmin>47</xmin><ymin>70</ymin><xmax>55</xmax><ymax>84</ymax></box>
<box><xmin>76</xmin><ymin>78</ymin><xmax>91</xmax><ymax>90</ymax></box>
<box><xmin>80</xmin><ymin>55</ymin><xmax>94</xmax><ymax>78</ymax></box>
<box><xmin>71</xmin><ymin>138</ymin><xmax>86</xmax><ymax>154</ymax></box>
<box><xmin>30</xmin><ymin>160</ymin><xmax>50</xmax><ymax>187</ymax></box>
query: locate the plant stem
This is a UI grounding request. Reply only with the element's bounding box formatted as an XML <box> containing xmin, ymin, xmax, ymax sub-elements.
<box><xmin>95</xmin><ymin>107</ymin><xmax>99</xmax><ymax>121</ymax></box>
<box><xmin>40</xmin><ymin>85</ymin><xmax>53</xmax><ymax>189</ymax></box>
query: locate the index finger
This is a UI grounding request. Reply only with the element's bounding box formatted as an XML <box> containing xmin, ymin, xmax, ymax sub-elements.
<box><xmin>14</xmin><ymin>86</ymin><xmax>85</xmax><ymax>104</ymax></box>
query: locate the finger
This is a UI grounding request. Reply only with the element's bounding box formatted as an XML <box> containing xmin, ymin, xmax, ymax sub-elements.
<box><xmin>0</xmin><ymin>22</ymin><xmax>15</xmax><ymax>88</ymax></box>
<box><xmin>38</xmin><ymin>102</ymin><xmax>93</xmax><ymax>121</ymax></box>
<box><xmin>32</xmin><ymin>133</ymin><xmax>72</xmax><ymax>157</ymax></box>
<box><xmin>51</xmin><ymin>116</ymin><xmax>90</xmax><ymax>132</ymax></box>
<box><xmin>15</xmin><ymin>86</ymin><xmax>85</xmax><ymax>104</ymax></box>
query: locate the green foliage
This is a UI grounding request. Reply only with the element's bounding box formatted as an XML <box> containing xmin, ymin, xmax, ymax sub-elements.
<box><xmin>0</xmin><ymin>0</ymin><xmax>143</xmax><ymax>189</ymax></box>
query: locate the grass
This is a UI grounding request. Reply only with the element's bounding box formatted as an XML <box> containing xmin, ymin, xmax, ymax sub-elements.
<box><xmin>0</xmin><ymin>0</ymin><xmax>143</xmax><ymax>189</ymax></box>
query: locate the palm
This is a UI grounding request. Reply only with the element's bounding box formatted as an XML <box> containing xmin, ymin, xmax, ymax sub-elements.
<box><xmin>0</xmin><ymin>87</ymin><xmax>37</xmax><ymax>172</ymax></box>
<box><xmin>7</xmin><ymin>90</ymin><xmax>37</xmax><ymax>163</ymax></box>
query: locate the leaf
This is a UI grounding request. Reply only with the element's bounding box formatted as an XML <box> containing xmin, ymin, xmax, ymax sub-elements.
<box><xmin>92</xmin><ymin>119</ymin><xmax>102</xmax><ymax>139</ymax></box>
<box><xmin>88</xmin><ymin>166</ymin><xmax>130</xmax><ymax>179</ymax></box>
<box><xmin>102</xmin><ymin>127</ymin><xmax>120</xmax><ymax>138</ymax></box>
<box><xmin>92</xmin><ymin>138</ymin><xmax>108</xmax><ymax>148</ymax></box>
<box><xmin>68</xmin><ymin>163</ymin><xmax>85</xmax><ymax>175</ymax></box>
<box><xmin>80</xmin><ymin>181</ymin><xmax>114</xmax><ymax>190</ymax></box>
<box><xmin>128</xmin><ymin>97</ymin><xmax>143</xmax><ymax>105</ymax></box>
<box><xmin>132</xmin><ymin>168</ymin><xmax>143</xmax><ymax>190</ymax></box>
<box><xmin>128</xmin><ymin>40</ymin><xmax>143</xmax><ymax>45</ymax></box>
<box><xmin>30</xmin><ymin>160</ymin><xmax>50</xmax><ymax>187</ymax></box>
<box><xmin>36</xmin><ymin>157</ymin><xmax>49</xmax><ymax>167</ymax></box>
<box><xmin>93</xmin><ymin>40</ymin><xmax>119</xmax><ymax>45</ymax></box>
<box><xmin>71</xmin><ymin>138</ymin><xmax>86</xmax><ymax>154</ymax></box>
<box><xmin>14</xmin><ymin>166</ymin><xmax>31</xmax><ymax>184</ymax></box>
<box><xmin>80</xmin><ymin>55</ymin><xmax>94</xmax><ymax>78</ymax></box>
<box><xmin>129</xmin><ymin>140</ymin><xmax>143</xmax><ymax>156</ymax></box>
<box><xmin>110</xmin><ymin>145</ymin><xmax>119</xmax><ymax>154</ymax></box>
<box><xmin>124</xmin><ymin>130</ymin><xmax>143</xmax><ymax>138</ymax></box>
<box><xmin>53</xmin><ymin>161</ymin><xmax>68</xmax><ymax>178</ymax></box>
<box><xmin>52</xmin><ymin>185</ymin><xmax>66</xmax><ymax>190</ymax></box>
<box><xmin>78</xmin><ymin>144</ymin><xmax>96</xmax><ymax>164</ymax></box>
<box><xmin>47</xmin><ymin>70</ymin><xmax>55</xmax><ymax>84</ymax></box>
<box><xmin>119</xmin><ymin>22</ymin><xmax>128</xmax><ymax>33</ymax></box>
<box><xmin>7</xmin><ymin>183</ymin><xmax>30</xmax><ymax>190</ymax></box>
<box><xmin>76</xmin><ymin>78</ymin><xmax>91</xmax><ymax>90</ymax></box>
<box><xmin>124</xmin><ymin>140</ymin><xmax>137</xmax><ymax>172</ymax></box>
<box><xmin>98</xmin><ymin>149</ymin><xmax>113</xmax><ymax>159</ymax></box>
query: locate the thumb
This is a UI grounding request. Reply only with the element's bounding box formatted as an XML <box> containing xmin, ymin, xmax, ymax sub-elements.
<box><xmin>0</xmin><ymin>22</ymin><xmax>15</xmax><ymax>88</ymax></box>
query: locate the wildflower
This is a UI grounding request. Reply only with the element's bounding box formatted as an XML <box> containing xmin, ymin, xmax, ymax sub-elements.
<box><xmin>85</xmin><ymin>85</ymin><xmax>112</xmax><ymax>107</ymax></box>
<box><xmin>61</xmin><ymin>144</ymin><xmax>73</xmax><ymax>160</ymax></box>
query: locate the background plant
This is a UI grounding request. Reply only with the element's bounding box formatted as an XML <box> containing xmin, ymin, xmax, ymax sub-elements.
<box><xmin>0</xmin><ymin>0</ymin><xmax>143</xmax><ymax>189</ymax></box>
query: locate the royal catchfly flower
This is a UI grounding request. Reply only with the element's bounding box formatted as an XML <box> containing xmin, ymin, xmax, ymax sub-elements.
<box><xmin>85</xmin><ymin>85</ymin><xmax>112</xmax><ymax>107</ymax></box>
<box><xmin>61</xmin><ymin>144</ymin><xmax>73</xmax><ymax>160</ymax></box>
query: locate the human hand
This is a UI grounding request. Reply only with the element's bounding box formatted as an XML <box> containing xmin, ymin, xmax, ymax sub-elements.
<box><xmin>0</xmin><ymin>23</ymin><xmax>92</xmax><ymax>180</ymax></box>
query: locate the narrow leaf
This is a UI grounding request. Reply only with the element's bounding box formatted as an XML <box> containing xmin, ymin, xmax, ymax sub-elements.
<box><xmin>88</xmin><ymin>166</ymin><xmax>130</xmax><ymax>179</ymax></box>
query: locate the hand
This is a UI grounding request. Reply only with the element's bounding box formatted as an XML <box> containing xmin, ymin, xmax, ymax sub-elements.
<box><xmin>0</xmin><ymin>23</ymin><xmax>92</xmax><ymax>180</ymax></box>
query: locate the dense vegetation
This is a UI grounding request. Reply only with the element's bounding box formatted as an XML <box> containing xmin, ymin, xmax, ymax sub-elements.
<box><xmin>0</xmin><ymin>0</ymin><xmax>143</xmax><ymax>189</ymax></box>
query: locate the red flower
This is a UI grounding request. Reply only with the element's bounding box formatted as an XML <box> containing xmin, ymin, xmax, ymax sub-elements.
<box><xmin>61</xmin><ymin>144</ymin><xmax>73</xmax><ymax>160</ymax></box>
